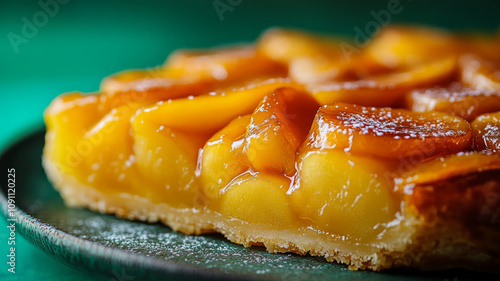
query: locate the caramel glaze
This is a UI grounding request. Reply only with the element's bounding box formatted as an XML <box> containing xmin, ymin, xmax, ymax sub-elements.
<box><xmin>408</xmin><ymin>170</ymin><xmax>500</xmax><ymax>227</ymax></box>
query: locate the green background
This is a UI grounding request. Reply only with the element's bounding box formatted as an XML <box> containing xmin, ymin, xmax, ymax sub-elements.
<box><xmin>1</xmin><ymin>0</ymin><xmax>499</xmax><ymax>280</ymax></box>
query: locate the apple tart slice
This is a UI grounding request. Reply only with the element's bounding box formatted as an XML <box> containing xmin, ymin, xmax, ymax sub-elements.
<box><xmin>43</xmin><ymin>26</ymin><xmax>500</xmax><ymax>272</ymax></box>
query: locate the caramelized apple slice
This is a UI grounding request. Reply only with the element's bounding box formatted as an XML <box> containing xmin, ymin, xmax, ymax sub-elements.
<box><xmin>131</xmin><ymin>116</ymin><xmax>207</xmax><ymax>208</ymax></box>
<box><xmin>290</xmin><ymin>150</ymin><xmax>399</xmax><ymax>240</ymax></box>
<box><xmin>460</xmin><ymin>54</ymin><xmax>500</xmax><ymax>91</ymax></box>
<box><xmin>397</xmin><ymin>152</ymin><xmax>500</xmax><ymax>225</ymax></box>
<box><xmin>220</xmin><ymin>172</ymin><xmax>294</xmax><ymax>227</ymax></box>
<box><xmin>258</xmin><ymin>28</ymin><xmax>351</xmax><ymax>84</ymax></box>
<box><xmin>399</xmin><ymin>152</ymin><xmax>500</xmax><ymax>187</ymax></box>
<box><xmin>165</xmin><ymin>45</ymin><xmax>286</xmax><ymax>84</ymax></box>
<box><xmin>44</xmin><ymin>94</ymin><xmax>148</xmax><ymax>195</ymax></box>
<box><xmin>101</xmin><ymin>68</ymin><xmax>215</xmax><ymax>99</ymax></box>
<box><xmin>308</xmin><ymin>57</ymin><xmax>456</xmax><ymax>106</ymax></box>
<box><xmin>258</xmin><ymin>28</ymin><xmax>343</xmax><ymax>64</ymax></box>
<box><xmin>244</xmin><ymin>87</ymin><xmax>319</xmax><ymax>175</ymax></box>
<box><xmin>365</xmin><ymin>26</ymin><xmax>460</xmax><ymax>68</ymax></box>
<box><xmin>44</xmin><ymin>93</ymin><xmax>102</xmax><ymax>139</ymax></box>
<box><xmin>133</xmin><ymin>78</ymin><xmax>297</xmax><ymax>134</ymax></box>
<box><xmin>79</xmin><ymin>102</ymin><xmax>146</xmax><ymax>194</ymax></box>
<box><xmin>44</xmin><ymin>93</ymin><xmax>104</xmax><ymax>174</ymax></box>
<box><xmin>471</xmin><ymin>112</ymin><xmax>500</xmax><ymax>152</ymax></box>
<box><xmin>288</xmin><ymin>57</ymin><xmax>346</xmax><ymax>84</ymax></box>
<box><xmin>307</xmin><ymin>102</ymin><xmax>472</xmax><ymax>159</ymax></box>
<box><xmin>407</xmin><ymin>83</ymin><xmax>500</xmax><ymax>121</ymax></box>
<box><xmin>199</xmin><ymin>115</ymin><xmax>251</xmax><ymax>202</ymax></box>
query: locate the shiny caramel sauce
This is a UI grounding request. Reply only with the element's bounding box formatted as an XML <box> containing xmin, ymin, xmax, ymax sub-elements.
<box><xmin>408</xmin><ymin>82</ymin><xmax>500</xmax><ymax>121</ymax></box>
<box><xmin>44</xmin><ymin>26</ymin><xmax>500</xmax><ymax>245</ymax></box>
<box><xmin>472</xmin><ymin>112</ymin><xmax>500</xmax><ymax>151</ymax></box>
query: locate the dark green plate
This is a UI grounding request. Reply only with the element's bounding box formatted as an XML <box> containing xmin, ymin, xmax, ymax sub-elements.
<box><xmin>1</xmin><ymin>130</ymin><xmax>498</xmax><ymax>281</ymax></box>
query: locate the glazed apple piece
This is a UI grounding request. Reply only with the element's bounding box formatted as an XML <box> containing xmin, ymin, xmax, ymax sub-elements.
<box><xmin>364</xmin><ymin>26</ymin><xmax>460</xmax><ymax>68</ymax></box>
<box><xmin>460</xmin><ymin>54</ymin><xmax>500</xmax><ymax>91</ymax></box>
<box><xmin>397</xmin><ymin>152</ymin><xmax>500</xmax><ymax>226</ymax></box>
<box><xmin>398</xmin><ymin>152</ymin><xmax>500</xmax><ymax>188</ymax></box>
<box><xmin>290</xmin><ymin>149</ymin><xmax>400</xmax><ymax>240</ymax></box>
<box><xmin>44</xmin><ymin>93</ymin><xmax>152</xmax><ymax>197</ymax></box>
<box><xmin>407</xmin><ymin>83</ymin><xmax>500</xmax><ymax>121</ymax></box>
<box><xmin>97</xmin><ymin>80</ymin><xmax>219</xmax><ymax>117</ymax></box>
<box><xmin>307</xmin><ymin>102</ymin><xmax>472</xmax><ymax>159</ymax></box>
<box><xmin>258</xmin><ymin>28</ymin><xmax>343</xmax><ymax>64</ymax></box>
<box><xmin>471</xmin><ymin>112</ymin><xmax>500</xmax><ymax>152</ymax></box>
<box><xmin>165</xmin><ymin>45</ymin><xmax>286</xmax><ymax>84</ymax></box>
<box><xmin>101</xmin><ymin>68</ymin><xmax>216</xmax><ymax>100</ymax></box>
<box><xmin>307</xmin><ymin>56</ymin><xmax>456</xmax><ymax>106</ymax></box>
<box><xmin>244</xmin><ymin>87</ymin><xmax>320</xmax><ymax>175</ymax></box>
<box><xmin>288</xmin><ymin>57</ymin><xmax>347</xmax><ymax>84</ymax></box>
<box><xmin>133</xmin><ymin>78</ymin><xmax>298</xmax><ymax>134</ymax></box>
<box><xmin>44</xmin><ymin>93</ymin><xmax>106</xmax><ymax>177</ymax></box>
<box><xmin>131</xmin><ymin>114</ymin><xmax>208</xmax><ymax>208</ymax></box>
<box><xmin>219</xmin><ymin>172</ymin><xmax>295</xmax><ymax>228</ymax></box>
<box><xmin>199</xmin><ymin>115</ymin><xmax>251</xmax><ymax>204</ymax></box>
<box><xmin>258</xmin><ymin>28</ymin><xmax>352</xmax><ymax>83</ymax></box>
<box><xmin>77</xmin><ymin>102</ymin><xmax>148</xmax><ymax>195</ymax></box>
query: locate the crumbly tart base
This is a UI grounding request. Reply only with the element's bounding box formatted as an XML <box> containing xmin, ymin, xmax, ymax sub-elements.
<box><xmin>43</xmin><ymin>155</ymin><xmax>500</xmax><ymax>272</ymax></box>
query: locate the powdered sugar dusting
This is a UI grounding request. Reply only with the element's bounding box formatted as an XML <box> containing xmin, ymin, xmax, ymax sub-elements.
<box><xmin>322</xmin><ymin>103</ymin><xmax>466</xmax><ymax>139</ymax></box>
<box><xmin>57</xmin><ymin>214</ymin><xmax>341</xmax><ymax>277</ymax></box>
